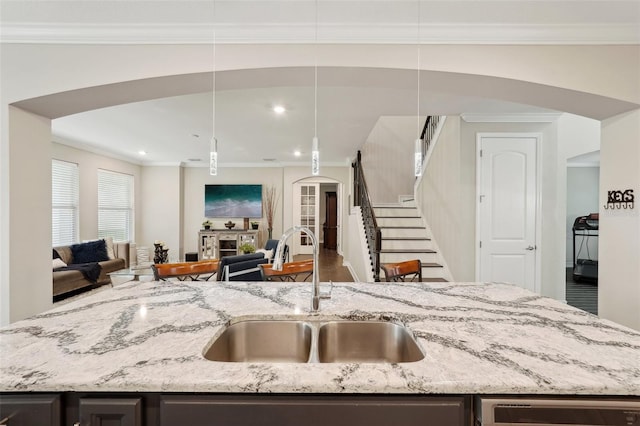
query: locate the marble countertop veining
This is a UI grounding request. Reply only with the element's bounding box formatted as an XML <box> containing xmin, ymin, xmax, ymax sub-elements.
<box><xmin>1</xmin><ymin>281</ymin><xmax>640</xmax><ymax>395</ymax></box>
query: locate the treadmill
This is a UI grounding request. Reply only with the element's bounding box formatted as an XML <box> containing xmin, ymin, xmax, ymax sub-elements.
<box><xmin>572</xmin><ymin>213</ymin><xmax>599</xmax><ymax>283</ymax></box>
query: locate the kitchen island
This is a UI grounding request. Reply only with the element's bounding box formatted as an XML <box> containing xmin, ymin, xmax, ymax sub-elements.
<box><xmin>1</xmin><ymin>280</ymin><xmax>639</xmax><ymax>425</ymax></box>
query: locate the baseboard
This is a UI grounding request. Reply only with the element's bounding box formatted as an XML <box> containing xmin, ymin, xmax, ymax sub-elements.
<box><xmin>342</xmin><ymin>260</ymin><xmax>359</xmax><ymax>282</ymax></box>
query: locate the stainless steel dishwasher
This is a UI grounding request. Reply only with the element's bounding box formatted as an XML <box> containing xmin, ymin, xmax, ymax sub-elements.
<box><xmin>475</xmin><ymin>397</ymin><xmax>640</xmax><ymax>425</ymax></box>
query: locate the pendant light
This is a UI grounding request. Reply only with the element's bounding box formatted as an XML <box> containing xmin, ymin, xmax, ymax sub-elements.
<box><xmin>414</xmin><ymin>0</ymin><xmax>422</xmax><ymax>177</ymax></box>
<box><xmin>209</xmin><ymin>11</ymin><xmax>218</xmax><ymax>176</ymax></box>
<box><xmin>311</xmin><ymin>0</ymin><xmax>320</xmax><ymax>176</ymax></box>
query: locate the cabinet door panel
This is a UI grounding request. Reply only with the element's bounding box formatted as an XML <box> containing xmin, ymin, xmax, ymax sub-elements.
<box><xmin>160</xmin><ymin>395</ymin><xmax>466</xmax><ymax>426</ymax></box>
<box><xmin>79</xmin><ymin>398</ymin><xmax>141</xmax><ymax>426</ymax></box>
<box><xmin>0</xmin><ymin>394</ymin><xmax>61</xmax><ymax>426</ymax></box>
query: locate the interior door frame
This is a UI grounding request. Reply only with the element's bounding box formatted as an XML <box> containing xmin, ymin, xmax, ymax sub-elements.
<box><xmin>475</xmin><ymin>132</ymin><xmax>543</xmax><ymax>293</ymax></box>
<box><xmin>292</xmin><ymin>177</ymin><xmax>343</xmax><ymax>257</ymax></box>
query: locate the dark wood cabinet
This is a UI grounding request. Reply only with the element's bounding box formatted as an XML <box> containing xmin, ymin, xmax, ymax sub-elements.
<box><xmin>160</xmin><ymin>395</ymin><xmax>468</xmax><ymax>426</ymax></box>
<box><xmin>78</xmin><ymin>398</ymin><xmax>142</xmax><ymax>426</ymax></box>
<box><xmin>0</xmin><ymin>394</ymin><xmax>61</xmax><ymax>426</ymax></box>
<box><xmin>1</xmin><ymin>393</ymin><xmax>469</xmax><ymax>426</ymax></box>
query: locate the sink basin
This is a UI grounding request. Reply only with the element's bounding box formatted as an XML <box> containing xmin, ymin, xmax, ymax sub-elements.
<box><xmin>203</xmin><ymin>320</ymin><xmax>312</xmax><ymax>363</ymax></box>
<box><xmin>317</xmin><ymin>321</ymin><xmax>425</xmax><ymax>363</ymax></box>
<box><xmin>203</xmin><ymin>319</ymin><xmax>424</xmax><ymax>363</ymax></box>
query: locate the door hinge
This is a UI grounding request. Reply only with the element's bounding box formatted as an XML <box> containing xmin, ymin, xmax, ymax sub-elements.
<box><xmin>479</xmin><ymin>241</ymin><xmax>482</xmax><ymax>249</ymax></box>
<box><xmin>480</xmin><ymin>149</ymin><xmax>483</xmax><ymax>157</ymax></box>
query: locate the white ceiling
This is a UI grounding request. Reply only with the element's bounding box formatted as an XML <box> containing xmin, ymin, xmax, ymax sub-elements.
<box><xmin>4</xmin><ymin>0</ymin><xmax>637</xmax><ymax>166</ymax></box>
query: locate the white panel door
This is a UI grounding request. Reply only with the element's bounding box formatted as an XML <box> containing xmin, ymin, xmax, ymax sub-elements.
<box><xmin>478</xmin><ymin>135</ymin><xmax>538</xmax><ymax>292</ymax></box>
<box><xmin>293</xmin><ymin>183</ymin><xmax>320</xmax><ymax>255</ymax></box>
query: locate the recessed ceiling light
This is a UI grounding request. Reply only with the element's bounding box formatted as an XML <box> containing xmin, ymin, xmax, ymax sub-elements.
<box><xmin>294</xmin><ymin>150</ymin><xmax>301</xmax><ymax>157</ymax></box>
<box><xmin>138</xmin><ymin>150</ymin><xmax>147</xmax><ymax>156</ymax></box>
<box><xmin>273</xmin><ymin>105</ymin><xmax>286</xmax><ymax>114</ymax></box>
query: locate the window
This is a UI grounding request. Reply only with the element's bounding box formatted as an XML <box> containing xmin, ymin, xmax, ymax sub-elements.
<box><xmin>98</xmin><ymin>169</ymin><xmax>134</xmax><ymax>242</ymax></box>
<box><xmin>52</xmin><ymin>160</ymin><xmax>79</xmax><ymax>246</ymax></box>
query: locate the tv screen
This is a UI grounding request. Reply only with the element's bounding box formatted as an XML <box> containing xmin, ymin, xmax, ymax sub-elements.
<box><xmin>204</xmin><ymin>184</ymin><xmax>263</xmax><ymax>218</ymax></box>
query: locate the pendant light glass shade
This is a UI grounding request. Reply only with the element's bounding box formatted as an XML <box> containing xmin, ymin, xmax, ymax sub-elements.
<box><xmin>414</xmin><ymin>138</ymin><xmax>422</xmax><ymax>177</ymax></box>
<box><xmin>311</xmin><ymin>136</ymin><xmax>319</xmax><ymax>176</ymax></box>
<box><xmin>210</xmin><ymin>137</ymin><xmax>218</xmax><ymax>176</ymax></box>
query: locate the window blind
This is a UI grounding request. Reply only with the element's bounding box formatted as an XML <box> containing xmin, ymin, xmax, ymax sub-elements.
<box><xmin>52</xmin><ymin>159</ymin><xmax>79</xmax><ymax>246</ymax></box>
<box><xmin>98</xmin><ymin>169</ymin><xmax>134</xmax><ymax>242</ymax></box>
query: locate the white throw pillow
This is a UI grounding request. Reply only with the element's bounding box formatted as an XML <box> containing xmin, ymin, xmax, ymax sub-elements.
<box><xmin>255</xmin><ymin>248</ymin><xmax>274</xmax><ymax>261</ymax></box>
<box><xmin>104</xmin><ymin>237</ymin><xmax>116</xmax><ymax>259</ymax></box>
<box><xmin>53</xmin><ymin>258</ymin><xmax>67</xmax><ymax>269</ymax></box>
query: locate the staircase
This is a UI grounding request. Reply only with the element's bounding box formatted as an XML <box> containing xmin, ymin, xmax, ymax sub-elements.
<box><xmin>374</xmin><ymin>200</ymin><xmax>447</xmax><ymax>282</ymax></box>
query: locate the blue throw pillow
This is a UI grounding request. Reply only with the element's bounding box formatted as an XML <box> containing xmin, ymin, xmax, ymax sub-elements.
<box><xmin>71</xmin><ymin>239</ymin><xmax>109</xmax><ymax>264</ymax></box>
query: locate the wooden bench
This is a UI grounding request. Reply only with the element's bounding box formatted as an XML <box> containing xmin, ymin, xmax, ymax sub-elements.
<box><xmin>260</xmin><ymin>260</ymin><xmax>314</xmax><ymax>282</ymax></box>
<box><xmin>151</xmin><ymin>260</ymin><xmax>219</xmax><ymax>281</ymax></box>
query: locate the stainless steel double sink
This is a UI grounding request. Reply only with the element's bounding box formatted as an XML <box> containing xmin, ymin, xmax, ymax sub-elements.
<box><xmin>203</xmin><ymin>319</ymin><xmax>425</xmax><ymax>363</ymax></box>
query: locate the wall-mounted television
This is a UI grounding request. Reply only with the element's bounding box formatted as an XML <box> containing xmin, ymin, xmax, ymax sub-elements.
<box><xmin>204</xmin><ymin>184</ymin><xmax>263</xmax><ymax>218</ymax></box>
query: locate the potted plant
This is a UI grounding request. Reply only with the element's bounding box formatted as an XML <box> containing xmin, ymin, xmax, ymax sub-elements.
<box><xmin>251</xmin><ymin>221</ymin><xmax>259</xmax><ymax>230</ymax></box>
<box><xmin>239</xmin><ymin>242</ymin><xmax>255</xmax><ymax>254</ymax></box>
<box><xmin>202</xmin><ymin>219</ymin><xmax>212</xmax><ymax>230</ymax></box>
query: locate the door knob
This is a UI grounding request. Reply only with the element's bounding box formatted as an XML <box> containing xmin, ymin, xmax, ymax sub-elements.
<box><xmin>525</xmin><ymin>245</ymin><xmax>536</xmax><ymax>251</ymax></box>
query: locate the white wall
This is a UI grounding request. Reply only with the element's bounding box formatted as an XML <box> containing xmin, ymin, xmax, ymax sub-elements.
<box><xmin>51</xmin><ymin>142</ymin><xmax>142</xmax><ymax>242</ymax></box>
<box><xmin>557</xmin><ymin>113</ymin><xmax>602</xmax><ymax>271</ymax></box>
<box><xmin>599</xmin><ymin>109</ymin><xmax>640</xmax><ymax>331</ymax></box>
<box><xmin>7</xmin><ymin>107</ymin><xmax>52</xmax><ymax>323</ymax></box>
<box><xmin>345</xmin><ymin>207</ymin><xmax>374</xmax><ymax>282</ymax></box>
<box><xmin>361</xmin><ymin>116</ymin><xmax>418</xmax><ymax>204</ymax></box>
<box><xmin>415</xmin><ymin>116</ymin><xmax>466</xmax><ymax>279</ymax></box>
<box><xmin>566</xmin><ymin>167</ymin><xmax>600</xmax><ymax>266</ymax></box>
<box><xmin>140</xmin><ymin>165</ymin><xmax>182</xmax><ymax>260</ymax></box>
<box><xmin>182</xmin><ymin>166</ymin><xmax>285</xmax><ymax>254</ymax></box>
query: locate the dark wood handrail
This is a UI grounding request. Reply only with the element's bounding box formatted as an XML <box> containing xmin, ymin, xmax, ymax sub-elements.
<box><xmin>419</xmin><ymin>115</ymin><xmax>441</xmax><ymax>166</ymax></box>
<box><xmin>352</xmin><ymin>151</ymin><xmax>382</xmax><ymax>282</ymax></box>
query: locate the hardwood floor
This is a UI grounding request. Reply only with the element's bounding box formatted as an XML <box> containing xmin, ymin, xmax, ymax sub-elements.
<box><xmin>292</xmin><ymin>244</ymin><xmax>354</xmax><ymax>282</ymax></box>
<box><xmin>566</xmin><ymin>267</ymin><xmax>598</xmax><ymax>315</ymax></box>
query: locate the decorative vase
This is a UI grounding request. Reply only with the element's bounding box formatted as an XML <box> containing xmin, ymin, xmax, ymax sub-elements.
<box><xmin>224</xmin><ymin>221</ymin><xmax>235</xmax><ymax>229</ymax></box>
<box><xmin>251</xmin><ymin>224</ymin><xmax>259</xmax><ymax>230</ymax></box>
<box><xmin>204</xmin><ymin>225</ymin><xmax>211</xmax><ymax>230</ymax></box>
<box><xmin>154</xmin><ymin>244</ymin><xmax>169</xmax><ymax>264</ymax></box>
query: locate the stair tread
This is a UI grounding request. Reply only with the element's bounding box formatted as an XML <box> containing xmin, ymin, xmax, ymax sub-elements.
<box><xmin>382</xmin><ymin>237</ymin><xmax>431</xmax><ymax>241</ymax></box>
<box><xmin>373</xmin><ymin>206</ymin><xmax>417</xmax><ymax>209</ymax></box>
<box><xmin>380</xmin><ymin>249</ymin><xmax>436</xmax><ymax>253</ymax></box>
<box><xmin>376</xmin><ymin>216</ymin><xmax>421</xmax><ymax>219</ymax></box>
<box><xmin>421</xmin><ymin>263</ymin><xmax>443</xmax><ymax>268</ymax></box>
<box><xmin>380</xmin><ymin>278</ymin><xmax>448</xmax><ymax>283</ymax></box>
<box><xmin>379</xmin><ymin>226</ymin><xmax>426</xmax><ymax>229</ymax></box>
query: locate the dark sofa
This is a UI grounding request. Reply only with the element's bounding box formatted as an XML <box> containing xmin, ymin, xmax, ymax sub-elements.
<box><xmin>53</xmin><ymin>241</ymin><xmax>130</xmax><ymax>297</ymax></box>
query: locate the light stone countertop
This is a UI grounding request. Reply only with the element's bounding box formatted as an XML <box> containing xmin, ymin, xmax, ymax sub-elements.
<box><xmin>1</xmin><ymin>280</ymin><xmax>639</xmax><ymax>395</ymax></box>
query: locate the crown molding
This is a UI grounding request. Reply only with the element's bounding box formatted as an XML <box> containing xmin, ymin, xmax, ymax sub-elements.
<box><xmin>3</xmin><ymin>23</ymin><xmax>639</xmax><ymax>45</ymax></box>
<box><xmin>52</xmin><ymin>137</ymin><xmax>144</xmax><ymax>166</ymax></box>
<box><xmin>461</xmin><ymin>113</ymin><xmax>563</xmax><ymax>123</ymax></box>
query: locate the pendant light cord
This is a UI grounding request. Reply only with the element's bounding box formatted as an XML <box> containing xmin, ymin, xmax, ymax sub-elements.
<box><xmin>416</xmin><ymin>0</ymin><xmax>421</xmax><ymax>139</ymax></box>
<box><xmin>314</xmin><ymin>0</ymin><xmax>318</xmax><ymax>139</ymax></box>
